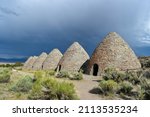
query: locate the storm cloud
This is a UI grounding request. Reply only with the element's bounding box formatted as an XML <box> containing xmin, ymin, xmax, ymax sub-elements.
<box><xmin>0</xmin><ymin>0</ymin><xmax>150</xmax><ymax>58</ymax></box>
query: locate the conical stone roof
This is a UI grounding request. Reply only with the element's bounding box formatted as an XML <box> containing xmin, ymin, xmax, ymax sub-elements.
<box><xmin>32</xmin><ymin>52</ymin><xmax>47</xmax><ymax>70</ymax></box>
<box><xmin>43</xmin><ymin>49</ymin><xmax>63</xmax><ymax>70</ymax></box>
<box><xmin>88</xmin><ymin>32</ymin><xmax>141</xmax><ymax>76</ymax></box>
<box><xmin>57</xmin><ymin>42</ymin><xmax>89</xmax><ymax>72</ymax></box>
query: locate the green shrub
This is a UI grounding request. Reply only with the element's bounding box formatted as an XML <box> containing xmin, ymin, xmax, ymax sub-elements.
<box><xmin>28</xmin><ymin>77</ymin><xmax>44</xmax><ymax>99</ymax></box>
<box><xmin>144</xmin><ymin>90</ymin><xmax>150</xmax><ymax>100</ymax></box>
<box><xmin>29</xmin><ymin>77</ymin><xmax>78</xmax><ymax>100</ymax></box>
<box><xmin>34</xmin><ymin>71</ymin><xmax>45</xmax><ymax>80</ymax></box>
<box><xmin>57</xmin><ymin>82</ymin><xmax>77</xmax><ymax>99</ymax></box>
<box><xmin>103</xmin><ymin>68</ymin><xmax>126</xmax><ymax>83</ymax></box>
<box><xmin>56</xmin><ymin>71</ymin><xmax>70</xmax><ymax>78</ymax></box>
<box><xmin>125</xmin><ymin>71</ymin><xmax>140</xmax><ymax>85</ymax></box>
<box><xmin>13</xmin><ymin>62</ymin><xmax>23</xmax><ymax>67</ymax></box>
<box><xmin>143</xmin><ymin>70</ymin><xmax>150</xmax><ymax>79</ymax></box>
<box><xmin>139</xmin><ymin>56</ymin><xmax>150</xmax><ymax>68</ymax></box>
<box><xmin>69</xmin><ymin>72</ymin><xmax>83</xmax><ymax>80</ymax></box>
<box><xmin>99</xmin><ymin>80</ymin><xmax>118</xmax><ymax>95</ymax></box>
<box><xmin>104</xmin><ymin>68</ymin><xmax>117</xmax><ymax>74</ymax></box>
<box><xmin>103</xmin><ymin>68</ymin><xmax>141</xmax><ymax>85</ymax></box>
<box><xmin>11</xmin><ymin>75</ymin><xmax>33</xmax><ymax>92</ymax></box>
<box><xmin>0</xmin><ymin>62</ymin><xmax>23</xmax><ymax>68</ymax></box>
<box><xmin>0</xmin><ymin>64</ymin><xmax>5</xmax><ymax>67</ymax></box>
<box><xmin>46</xmin><ymin>70</ymin><xmax>56</xmax><ymax>76</ymax></box>
<box><xmin>140</xmin><ymin>78</ymin><xmax>150</xmax><ymax>99</ymax></box>
<box><xmin>118</xmin><ymin>81</ymin><xmax>133</xmax><ymax>94</ymax></box>
<box><xmin>0</xmin><ymin>68</ymin><xmax>11</xmax><ymax>83</ymax></box>
<box><xmin>141</xmin><ymin>60</ymin><xmax>150</xmax><ymax>68</ymax></box>
<box><xmin>137</xmin><ymin>88</ymin><xmax>145</xmax><ymax>100</ymax></box>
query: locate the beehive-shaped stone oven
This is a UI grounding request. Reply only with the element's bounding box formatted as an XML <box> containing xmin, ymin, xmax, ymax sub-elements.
<box><xmin>32</xmin><ymin>52</ymin><xmax>47</xmax><ymax>70</ymax></box>
<box><xmin>43</xmin><ymin>49</ymin><xmax>62</xmax><ymax>70</ymax></box>
<box><xmin>23</xmin><ymin>56</ymin><xmax>33</xmax><ymax>70</ymax></box>
<box><xmin>27</xmin><ymin>56</ymin><xmax>38</xmax><ymax>70</ymax></box>
<box><xmin>57</xmin><ymin>42</ymin><xmax>89</xmax><ymax>72</ymax></box>
<box><xmin>23</xmin><ymin>56</ymin><xmax>38</xmax><ymax>70</ymax></box>
<box><xmin>88</xmin><ymin>32</ymin><xmax>141</xmax><ymax>76</ymax></box>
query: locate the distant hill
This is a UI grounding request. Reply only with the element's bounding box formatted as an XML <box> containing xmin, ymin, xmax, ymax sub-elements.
<box><xmin>0</xmin><ymin>58</ymin><xmax>27</xmax><ymax>63</ymax></box>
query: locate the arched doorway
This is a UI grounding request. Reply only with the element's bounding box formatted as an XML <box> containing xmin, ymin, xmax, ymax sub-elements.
<box><xmin>93</xmin><ymin>64</ymin><xmax>98</xmax><ymax>76</ymax></box>
<box><xmin>58</xmin><ymin>65</ymin><xmax>61</xmax><ymax>71</ymax></box>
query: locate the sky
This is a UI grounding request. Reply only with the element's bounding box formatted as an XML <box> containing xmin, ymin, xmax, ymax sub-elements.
<box><xmin>0</xmin><ymin>0</ymin><xmax>150</xmax><ymax>59</ymax></box>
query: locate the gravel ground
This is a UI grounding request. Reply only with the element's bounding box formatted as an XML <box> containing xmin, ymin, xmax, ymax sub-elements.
<box><xmin>69</xmin><ymin>74</ymin><xmax>102</xmax><ymax>100</ymax></box>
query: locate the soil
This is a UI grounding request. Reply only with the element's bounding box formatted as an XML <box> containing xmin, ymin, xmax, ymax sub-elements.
<box><xmin>69</xmin><ymin>74</ymin><xmax>102</xmax><ymax>100</ymax></box>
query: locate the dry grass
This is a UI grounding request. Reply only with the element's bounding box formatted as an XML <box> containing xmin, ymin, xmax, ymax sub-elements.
<box><xmin>0</xmin><ymin>69</ymin><xmax>33</xmax><ymax>100</ymax></box>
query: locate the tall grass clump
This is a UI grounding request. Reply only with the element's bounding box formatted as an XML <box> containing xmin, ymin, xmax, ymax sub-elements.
<box><xmin>0</xmin><ymin>68</ymin><xmax>11</xmax><ymax>83</ymax></box>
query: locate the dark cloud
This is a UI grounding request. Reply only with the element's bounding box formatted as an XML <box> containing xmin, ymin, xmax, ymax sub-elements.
<box><xmin>0</xmin><ymin>0</ymin><xmax>150</xmax><ymax>58</ymax></box>
<box><xmin>0</xmin><ymin>6</ymin><xmax>19</xmax><ymax>16</ymax></box>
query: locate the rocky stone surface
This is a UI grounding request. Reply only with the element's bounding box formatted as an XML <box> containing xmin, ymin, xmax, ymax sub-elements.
<box><xmin>87</xmin><ymin>32</ymin><xmax>141</xmax><ymax>76</ymax></box>
<box><xmin>27</xmin><ymin>56</ymin><xmax>38</xmax><ymax>70</ymax></box>
<box><xmin>23</xmin><ymin>56</ymin><xmax>38</xmax><ymax>70</ymax></box>
<box><xmin>32</xmin><ymin>52</ymin><xmax>47</xmax><ymax>70</ymax></box>
<box><xmin>23</xmin><ymin>56</ymin><xmax>33</xmax><ymax>69</ymax></box>
<box><xmin>57</xmin><ymin>42</ymin><xmax>89</xmax><ymax>72</ymax></box>
<box><xmin>43</xmin><ymin>49</ymin><xmax>62</xmax><ymax>70</ymax></box>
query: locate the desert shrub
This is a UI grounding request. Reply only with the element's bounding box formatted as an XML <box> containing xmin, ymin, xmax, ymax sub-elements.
<box><xmin>11</xmin><ymin>75</ymin><xmax>33</xmax><ymax>92</ymax></box>
<box><xmin>56</xmin><ymin>71</ymin><xmax>83</xmax><ymax>80</ymax></box>
<box><xmin>56</xmin><ymin>71</ymin><xmax>70</xmax><ymax>78</ymax></box>
<box><xmin>139</xmin><ymin>56</ymin><xmax>150</xmax><ymax>68</ymax></box>
<box><xmin>5</xmin><ymin>64</ymin><xmax>12</xmax><ymax>68</ymax></box>
<box><xmin>99</xmin><ymin>80</ymin><xmax>118</xmax><ymax>95</ymax></box>
<box><xmin>34</xmin><ymin>71</ymin><xmax>45</xmax><ymax>80</ymax></box>
<box><xmin>28</xmin><ymin>77</ymin><xmax>44</xmax><ymax>99</ymax></box>
<box><xmin>13</xmin><ymin>62</ymin><xmax>23</xmax><ymax>67</ymax></box>
<box><xmin>125</xmin><ymin>71</ymin><xmax>141</xmax><ymax>85</ymax></box>
<box><xmin>144</xmin><ymin>89</ymin><xmax>150</xmax><ymax>100</ymax></box>
<box><xmin>79</xmin><ymin>69</ymin><xmax>84</xmax><ymax>73</ymax></box>
<box><xmin>140</xmin><ymin>78</ymin><xmax>150</xmax><ymax>99</ymax></box>
<box><xmin>103</xmin><ymin>68</ymin><xmax>141</xmax><ymax>85</ymax></box>
<box><xmin>104</xmin><ymin>68</ymin><xmax>117</xmax><ymax>74</ymax></box>
<box><xmin>29</xmin><ymin>77</ymin><xmax>78</xmax><ymax>100</ymax></box>
<box><xmin>57</xmin><ymin>82</ymin><xmax>77</xmax><ymax>99</ymax></box>
<box><xmin>118</xmin><ymin>81</ymin><xmax>133</xmax><ymax>95</ymax></box>
<box><xmin>103</xmin><ymin>68</ymin><xmax>126</xmax><ymax>82</ymax></box>
<box><xmin>137</xmin><ymin>88</ymin><xmax>145</xmax><ymax>100</ymax></box>
<box><xmin>69</xmin><ymin>72</ymin><xmax>83</xmax><ymax>80</ymax></box>
<box><xmin>141</xmin><ymin>60</ymin><xmax>150</xmax><ymax>68</ymax></box>
<box><xmin>34</xmin><ymin>70</ymin><xmax>56</xmax><ymax>81</ymax></box>
<box><xmin>143</xmin><ymin>70</ymin><xmax>150</xmax><ymax>79</ymax></box>
<box><xmin>0</xmin><ymin>62</ymin><xmax>23</xmax><ymax>68</ymax></box>
<box><xmin>45</xmin><ymin>70</ymin><xmax>56</xmax><ymax>76</ymax></box>
<box><xmin>0</xmin><ymin>64</ymin><xmax>5</xmax><ymax>67</ymax></box>
<box><xmin>0</xmin><ymin>68</ymin><xmax>11</xmax><ymax>83</ymax></box>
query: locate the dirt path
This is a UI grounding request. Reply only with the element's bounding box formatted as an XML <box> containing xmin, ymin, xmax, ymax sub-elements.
<box><xmin>70</xmin><ymin>74</ymin><xmax>102</xmax><ymax>100</ymax></box>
